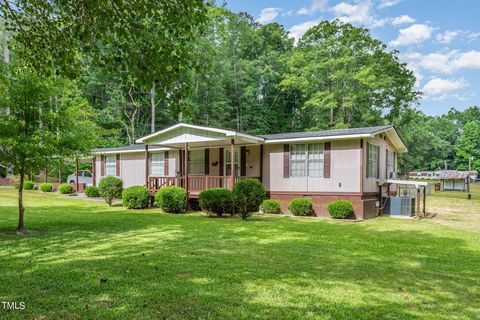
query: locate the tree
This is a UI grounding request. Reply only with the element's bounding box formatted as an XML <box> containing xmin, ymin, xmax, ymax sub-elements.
<box><xmin>0</xmin><ymin>62</ymin><xmax>99</xmax><ymax>233</ymax></box>
<box><xmin>455</xmin><ymin>121</ymin><xmax>480</xmax><ymax>171</ymax></box>
<box><xmin>396</xmin><ymin>109</ymin><xmax>449</xmax><ymax>175</ymax></box>
<box><xmin>280</xmin><ymin>20</ymin><xmax>419</xmax><ymax>131</ymax></box>
<box><xmin>3</xmin><ymin>0</ymin><xmax>209</xmax><ymax>140</ymax></box>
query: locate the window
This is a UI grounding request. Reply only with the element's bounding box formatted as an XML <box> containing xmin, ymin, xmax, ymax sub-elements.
<box><xmin>188</xmin><ymin>150</ymin><xmax>205</xmax><ymax>175</ymax></box>
<box><xmin>367</xmin><ymin>143</ymin><xmax>379</xmax><ymax>178</ymax></box>
<box><xmin>308</xmin><ymin>143</ymin><xmax>324</xmax><ymax>177</ymax></box>
<box><xmin>225</xmin><ymin>148</ymin><xmax>240</xmax><ymax>176</ymax></box>
<box><xmin>290</xmin><ymin>144</ymin><xmax>306</xmax><ymax>177</ymax></box>
<box><xmin>150</xmin><ymin>152</ymin><xmax>165</xmax><ymax>176</ymax></box>
<box><xmin>386</xmin><ymin>149</ymin><xmax>394</xmax><ymax>178</ymax></box>
<box><xmin>290</xmin><ymin>143</ymin><xmax>324</xmax><ymax>177</ymax></box>
<box><xmin>83</xmin><ymin>171</ymin><xmax>92</xmax><ymax>178</ymax></box>
<box><xmin>105</xmin><ymin>155</ymin><xmax>116</xmax><ymax>176</ymax></box>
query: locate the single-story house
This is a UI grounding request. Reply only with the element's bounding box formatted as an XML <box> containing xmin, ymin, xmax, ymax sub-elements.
<box><xmin>438</xmin><ymin>172</ymin><xmax>470</xmax><ymax>191</ymax></box>
<box><xmin>91</xmin><ymin>123</ymin><xmax>407</xmax><ymax>219</ymax></box>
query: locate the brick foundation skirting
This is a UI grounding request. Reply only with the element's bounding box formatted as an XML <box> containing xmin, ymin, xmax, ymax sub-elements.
<box><xmin>267</xmin><ymin>192</ymin><xmax>379</xmax><ymax>220</ymax></box>
<box><xmin>0</xmin><ymin>178</ymin><xmax>12</xmax><ymax>186</ymax></box>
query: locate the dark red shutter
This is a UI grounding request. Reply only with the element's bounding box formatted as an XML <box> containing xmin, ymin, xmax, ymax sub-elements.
<box><xmin>324</xmin><ymin>142</ymin><xmax>331</xmax><ymax>178</ymax></box>
<box><xmin>283</xmin><ymin>144</ymin><xmax>289</xmax><ymax>178</ymax></box>
<box><xmin>219</xmin><ymin>148</ymin><xmax>224</xmax><ymax>176</ymax></box>
<box><xmin>204</xmin><ymin>149</ymin><xmax>209</xmax><ymax>175</ymax></box>
<box><xmin>101</xmin><ymin>155</ymin><xmax>105</xmax><ymax>176</ymax></box>
<box><xmin>164</xmin><ymin>151</ymin><xmax>169</xmax><ymax>176</ymax></box>
<box><xmin>240</xmin><ymin>146</ymin><xmax>246</xmax><ymax>177</ymax></box>
<box><xmin>116</xmin><ymin>154</ymin><xmax>120</xmax><ymax>176</ymax></box>
<box><xmin>179</xmin><ymin>150</ymin><xmax>184</xmax><ymax>176</ymax></box>
<box><xmin>260</xmin><ymin>145</ymin><xmax>264</xmax><ymax>183</ymax></box>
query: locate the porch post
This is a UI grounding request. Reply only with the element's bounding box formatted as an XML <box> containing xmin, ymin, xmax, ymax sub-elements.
<box><xmin>92</xmin><ymin>156</ymin><xmax>96</xmax><ymax>186</ymax></box>
<box><xmin>230</xmin><ymin>139</ymin><xmax>235</xmax><ymax>190</ymax></box>
<box><xmin>145</xmin><ymin>145</ymin><xmax>149</xmax><ymax>188</ymax></box>
<box><xmin>416</xmin><ymin>187</ymin><xmax>420</xmax><ymax>218</ymax></box>
<box><xmin>75</xmin><ymin>158</ymin><xmax>79</xmax><ymax>193</ymax></box>
<box><xmin>423</xmin><ymin>186</ymin><xmax>426</xmax><ymax>215</ymax></box>
<box><xmin>184</xmin><ymin>143</ymin><xmax>189</xmax><ymax>208</ymax></box>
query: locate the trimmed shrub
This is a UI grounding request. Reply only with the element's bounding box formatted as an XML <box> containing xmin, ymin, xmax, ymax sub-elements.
<box><xmin>23</xmin><ymin>180</ymin><xmax>35</xmax><ymax>190</ymax></box>
<box><xmin>98</xmin><ymin>176</ymin><xmax>123</xmax><ymax>206</ymax></box>
<box><xmin>259</xmin><ymin>199</ymin><xmax>281</xmax><ymax>214</ymax></box>
<box><xmin>288</xmin><ymin>198</ymin><xmax>314</xmax><ymax>216</ymax></box>
<box><xmin>327</xmin><ymin>200</ymin><xmax>354</xmax><ymax>219</ymax></box>
<box><xmin>233</xmin><ymin>179</ymin><xmax>266</xmax><ymax>220</ymax></box>
<box><xmin>40</xmin><ymin>183</ymin><xmax>53</xmax><ymax>192</ymax></box>
<box><xmin>199</xmin><ymin>188</ymin><xmax>234</xmax><ymax>217</ymax></box>
<box><xmin>122</xmin><ymin>186</ymin><xmax>150</xmax><ymax>209</ymax></box>
<box><xmin>85</xmin><ymin>185</ymin><xmax>100</xmax><ymax>197</ymax></box>
<box><xmin>155</xmin><ymin>186</ymin><xmax>187</xmax><ymax>213</ymax></box>
<box><xmin>58</xmin><ymin>183</ymin><xmax>73</xmax><ymax>194</ymax></box>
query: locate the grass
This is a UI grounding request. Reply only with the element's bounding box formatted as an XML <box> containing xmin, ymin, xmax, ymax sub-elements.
<box><xmin>430</xmin><ymin>183</ymin><xmax>480</xmax><ymax>201</ymax></box>
<box><xmin>0</xmin><ymin>188</ymin><xmax>479</xmax><ymax>319</ymax></box>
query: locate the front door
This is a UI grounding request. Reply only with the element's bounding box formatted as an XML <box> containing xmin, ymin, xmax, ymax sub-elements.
<box><xmin>225</xmin><ymin>148</ymin><xmax>241</xmax><ymax>176</ymax></box>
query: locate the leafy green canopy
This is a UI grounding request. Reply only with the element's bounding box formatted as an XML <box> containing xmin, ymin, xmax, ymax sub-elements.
<box><xmin>281</xmin><ymin>19</ymin><xmax>419</xmax><ymax>130</ymax></box>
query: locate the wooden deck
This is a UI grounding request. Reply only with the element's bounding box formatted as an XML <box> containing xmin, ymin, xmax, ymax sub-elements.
<box><xmin>148</xmin><ymin>176</ymin><xmax>260</xmax><ymax>197</ymax></box>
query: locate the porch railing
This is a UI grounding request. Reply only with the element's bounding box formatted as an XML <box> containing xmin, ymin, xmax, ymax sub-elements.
<box><xmin>148</xmin><ymin>176</ymin><xmax>260</xmax><ymax>193</ymax></box>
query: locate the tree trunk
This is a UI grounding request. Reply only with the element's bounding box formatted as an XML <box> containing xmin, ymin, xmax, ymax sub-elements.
<box><xmin>150</xmin><ymin>80</ymin><xmax>156</xmax><ymax>133</ymax></box>
<box><xmin>17</xmin><ymin>163</ymin><xmax>25</xmax><ymax>234</ymax></box>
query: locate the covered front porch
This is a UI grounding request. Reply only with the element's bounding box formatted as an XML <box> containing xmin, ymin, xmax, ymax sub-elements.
<box><xmin>136</xmin><ymin>123</ymin><xmax>264</xmax><ymax>198</ymax></box>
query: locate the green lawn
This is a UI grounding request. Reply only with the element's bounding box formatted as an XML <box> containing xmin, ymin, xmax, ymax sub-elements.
<box><xmin>431</xmin><ymin>183</ymin><xmax>480</xmax><ymax>201</ymax></box>
<box><xmin>0</xmin><ymin>188</ymin><xmax>479</xmax><ymax>319</ymax></box>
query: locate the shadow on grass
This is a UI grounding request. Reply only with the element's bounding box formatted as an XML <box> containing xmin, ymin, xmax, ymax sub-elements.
<box><xmin>0</xmin><ymin>200</ymin><xmax>479</xmax><ymax>319</ymax></box>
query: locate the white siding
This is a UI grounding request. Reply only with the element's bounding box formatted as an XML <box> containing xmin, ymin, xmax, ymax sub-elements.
<box><xmin>120</xmin><ymin>152</ymin><xmax>146</xmax><ymax>187</ymax></box>
<box><xmin>263</xmin><ymin>140</ymin><xmax>361</xmax><ymax>193</ymax></box>
<box><xmin>363</xmin><ymin>134</ymin><xmax>398</xmax><ymax>193</ymax></box>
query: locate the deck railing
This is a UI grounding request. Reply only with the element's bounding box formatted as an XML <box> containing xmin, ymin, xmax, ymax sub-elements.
<box><xmin>148</xmin><ymin>176</ymin><xmax>260</xmax><ymax>193</ymax></box>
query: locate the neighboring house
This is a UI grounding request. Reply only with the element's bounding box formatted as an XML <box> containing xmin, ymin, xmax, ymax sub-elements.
<box><xmin>438</xmin><ymin>172</ymin><xmax>470</xmax><ymax>191</ymax></box>
<box><xmin>91</xmin><ymin>123</ymin><xmax>407</xmax><ymax>219</ymax></box>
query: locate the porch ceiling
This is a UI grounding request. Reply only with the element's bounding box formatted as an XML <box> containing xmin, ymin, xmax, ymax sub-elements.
<box><xmin>135</xmin><ymin>123</ymin><xmax>264</xmax><ymax>148</ymax></box>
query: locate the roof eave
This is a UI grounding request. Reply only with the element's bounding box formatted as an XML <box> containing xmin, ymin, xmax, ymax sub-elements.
<box><xmin>264</xmin><ymin>133</ymin><xmax>373</xmax><ymax>144</ymax></box>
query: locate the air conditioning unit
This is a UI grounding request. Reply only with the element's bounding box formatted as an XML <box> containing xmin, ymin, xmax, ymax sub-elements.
<box><xmin>384</xmin><ymin>197</ymin><xmax>415</xmax><ymax>216</ymax></box>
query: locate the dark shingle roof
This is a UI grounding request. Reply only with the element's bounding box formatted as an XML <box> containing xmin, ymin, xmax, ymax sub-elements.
<box><xmin>92</xmin><ymin>144</ymin><xmax>145</xmax><ymax>153</ymax></box>
<box><xmin>260</xmin><ymin>126</ymin><xmax>393</xmax><ymax>140</ymax></box>
<box><xmin>93</xmin><ymin>125</ymin><xmax>398</xmax><ymax>153</ymax></box>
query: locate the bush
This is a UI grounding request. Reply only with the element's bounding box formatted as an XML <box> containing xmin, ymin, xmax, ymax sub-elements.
<box><xmin>98</xmin><ymin>176</ymin><xmax>123</xmax><ymax>206</ymax></box>
<box><xmin>199</xmin><ymin>188</ymin><xmax>234</xmax><ymax>217</ymax></box>
<box><xmin>233</xmin><ymin>179</ymin><xmax>266</xmax><ymax>220</ymax></box>
<box><xmin>58</xmin><ymin>183</ymin><xmax>73</xmax><ymax>194</ymax></box>
<box><xmin>155</xmin><ymin>186</ymin><xmax>187</xmax><ymax>213</ymax></box>
<box><xmin>327</xmin><ymin>200</ymin><xmax>354</xmax><ymax>219</ymax></box>
<box><xmin>85</xmin><ymin>185</ymin><xmax>100</xmax><ymax>197</ymax></box>
<box><xmin>288</xmin><ymin>198</ymin><xmax>314</xmax><ymax>216</ymax></box>
<box><xmin>23</xmin><ymin>180</ymin><xmax>35</xmax><ymax>190</ymax></box>
<box><xmin>40</xmin><ymin>183</ymin><xmax>53</xmax><ymax>192</ymax></box>
<box><xmin>259</xmin><ymin>199</ymin><xmax>281</xmax><ymax>214</ymax></box>
<box><xmin>122</xmin><ymin>186</ymin><xmax>150</xmax><ymax>209</ymax></box>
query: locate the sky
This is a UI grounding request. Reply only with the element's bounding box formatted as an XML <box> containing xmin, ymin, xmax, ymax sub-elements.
<box><xmin>222</xmin><ymin>0</ymin><xmax>480</xmax><ymax>116</ymax></box>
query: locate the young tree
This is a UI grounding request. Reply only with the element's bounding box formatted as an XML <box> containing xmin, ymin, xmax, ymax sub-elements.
<box><xmin>0</xmin><ymin>63</ymin><xmax>98</xmax><ymax>233</ymax></box>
